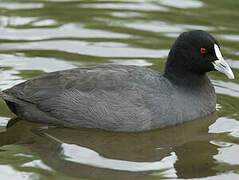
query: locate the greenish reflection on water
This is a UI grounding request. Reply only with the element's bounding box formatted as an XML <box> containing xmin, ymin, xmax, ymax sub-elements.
<box><xmin>0</xmin><ymin>0</ymin><xmax>239</xmax><ymax>179</ymax></box>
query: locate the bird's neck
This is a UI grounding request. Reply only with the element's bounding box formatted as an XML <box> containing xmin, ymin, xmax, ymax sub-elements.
<box><xmin>163</xmin><ymin>70</ymin><xmax>210</xmax><ymax>88</ymax></box>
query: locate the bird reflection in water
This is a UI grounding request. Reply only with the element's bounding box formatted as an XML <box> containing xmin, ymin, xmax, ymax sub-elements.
<box><xmin>0</xmin><ymin>112</ymin><xmax>218</xmax><ymax>179</ymax></box>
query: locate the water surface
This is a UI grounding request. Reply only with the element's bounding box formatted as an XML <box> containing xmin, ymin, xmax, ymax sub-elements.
<box><xmin>0</xmin><ymin>0</ymin><xmax>239</xmax><ymax>179</ymax></box>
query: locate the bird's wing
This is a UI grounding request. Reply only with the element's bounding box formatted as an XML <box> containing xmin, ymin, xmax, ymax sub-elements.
<box><xmin>2</xmin><ymin>65</ymin><xmax>161</xmax><ymax>131</ymax></box>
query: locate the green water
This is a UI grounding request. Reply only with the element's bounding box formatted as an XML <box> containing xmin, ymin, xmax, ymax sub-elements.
<box><xmin>0</xmin><ymin>0</ymin><xmax>239</xmax><ymax>179</ymax></box>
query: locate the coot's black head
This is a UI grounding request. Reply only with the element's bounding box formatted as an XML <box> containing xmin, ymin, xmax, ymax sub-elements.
<box><xmin>164</xmin><ymin>30</ymin><xmax>234</xmax><ymax>79</ymax></box>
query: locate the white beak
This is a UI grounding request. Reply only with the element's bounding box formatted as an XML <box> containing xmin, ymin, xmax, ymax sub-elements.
<box><xmin>212</xmin><ymin>44</ymin><xmax>234</xmax><ymax>79</ymax></box>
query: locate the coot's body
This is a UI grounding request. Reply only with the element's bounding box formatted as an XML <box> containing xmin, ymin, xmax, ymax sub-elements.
<box><xmin>0</xmin><ymin>30</ymin><xmax>234</xmax><ymax>131</ymax></box>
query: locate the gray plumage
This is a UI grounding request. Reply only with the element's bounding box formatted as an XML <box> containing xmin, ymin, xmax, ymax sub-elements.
<box><xmin>0</xmin><ymin>64</ymin><xmax>215</xmax><ymax>131</ymax></box>
<box><xmin>1</xmin><ymin>30</ymin><xmax>230</xmax><ymax>132</ymax></box>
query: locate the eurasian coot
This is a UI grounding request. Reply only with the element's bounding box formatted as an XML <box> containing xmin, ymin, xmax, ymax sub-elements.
<box><xmin>0</xmin><ymin>30</ymin><xmax>234</xmax><ymax>131</ymax></box>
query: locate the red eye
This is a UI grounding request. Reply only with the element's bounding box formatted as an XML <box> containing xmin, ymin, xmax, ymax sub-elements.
<box><xmin>200</xmin><ymin>48</ymin><xmax>206</xmax><ymax>54</ymax></box>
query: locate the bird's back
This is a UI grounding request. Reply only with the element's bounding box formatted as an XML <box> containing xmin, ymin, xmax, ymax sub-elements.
<box><xmin>2</xmin><ymin>64</ymin><xmax>174</xmax><ymax>131</ymax></box>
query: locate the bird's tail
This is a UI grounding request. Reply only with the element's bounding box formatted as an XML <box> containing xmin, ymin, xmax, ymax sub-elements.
<box><xmin>0</xmin><ymin>91</ymin><xmax>20</xmax><ymax>103</ymax></box>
